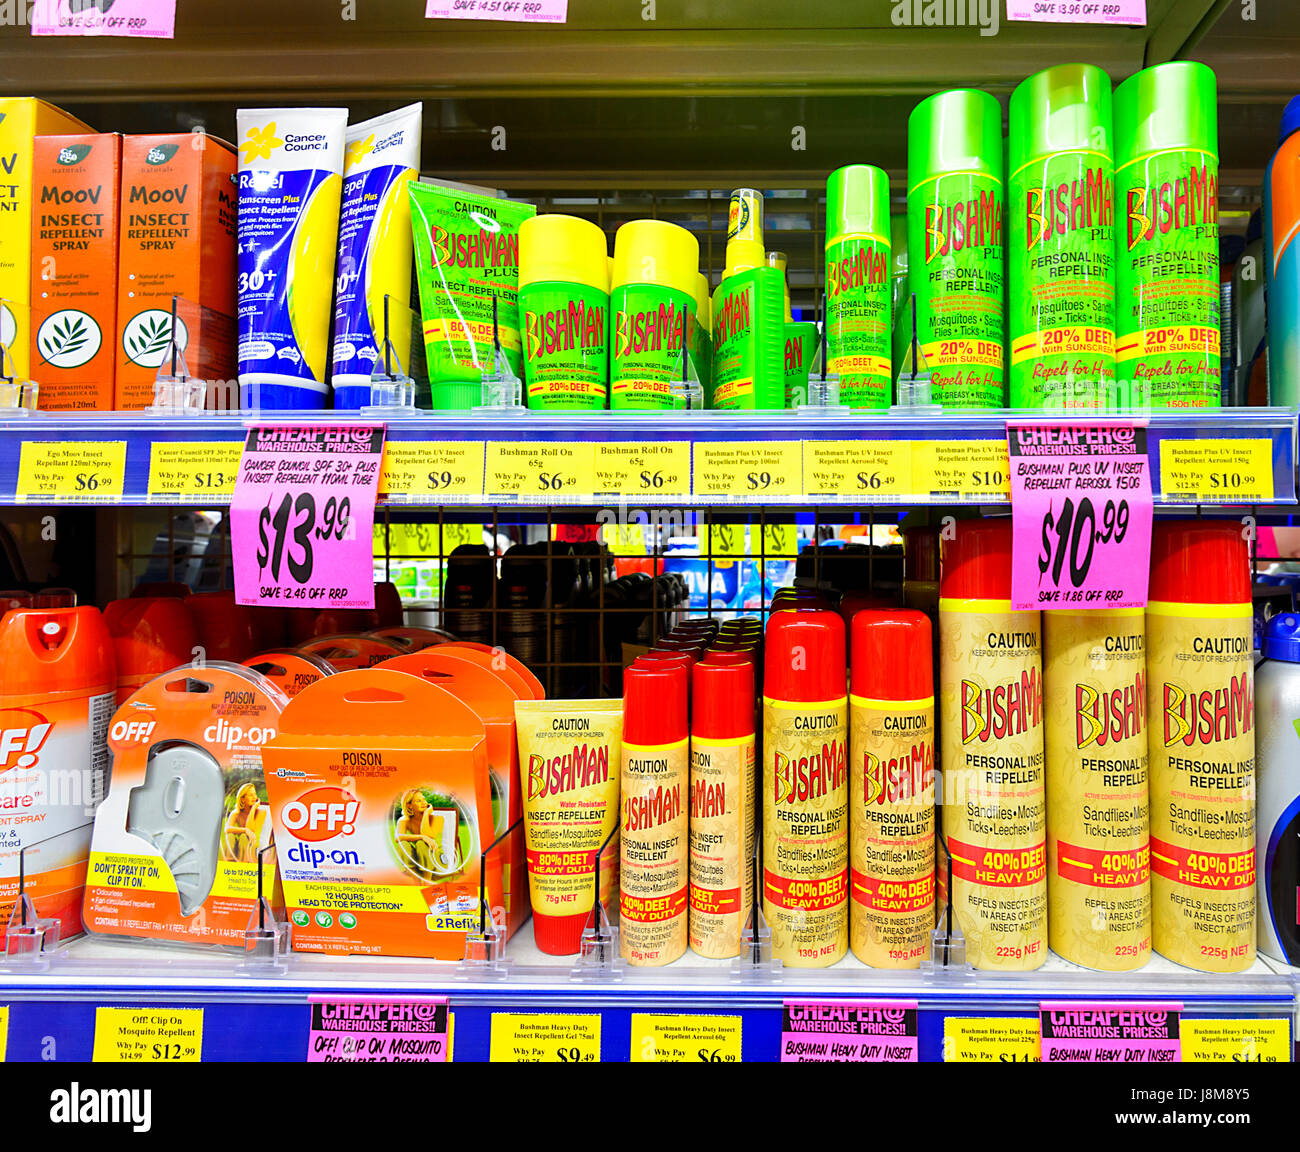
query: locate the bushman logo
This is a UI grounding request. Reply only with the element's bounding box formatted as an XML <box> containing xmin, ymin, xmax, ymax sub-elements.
<box><xmin>863</xmin><ymin>740</ymin><xmax>934</xmax><ymax>805</ymax></box>
<box><xmin>525</xmin><ymin>299</ymin><xmax>605</xmax><ymax>360</ymax></box>
<box><xmin>773</xmin><ymin>741</ymin><xmax>847</xmax><ymax>804</ymax></box>
<box><xmin>1126</xmin><ymin>163</ymin><xmax>1218</xmax><ymax>251</ymax></box>
<box><xmin>430</xmin><ymin>224</ymin><xmax>517</xmax><ymax>271</ymax></box>
<box><xmin>1162</xmin><ymin>674</ymin><xmax>1253</xmax><ymax>748</ymax></box>
<box><xmin>527</xmin><ymin>743</ymin><xmax>609</xmax><ymax>800</ymax></box>
<box><xmin>1026</xmin><ymin>168</ymin><xmax>1114</xmax><ymax>249</ymax></box>
<box><xmin>924</xmin><ymin>191</ymin><xmax>1002</xmax><ymax>263</ymax></box>
<box><xmin>50</xmin><ymin>1084</ymin><xmax>151</xmax><ymax>1133</ymax></box>
<box><xmin>1075</xmin><ymin>672</ymin><xmax>1146</xmax><ymax>749</ymax></box>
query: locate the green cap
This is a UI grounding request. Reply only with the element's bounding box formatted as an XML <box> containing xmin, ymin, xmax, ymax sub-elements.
<box><xmin>1114</xmin><ymin>61</ymin><xmax>1218</xmax><ymax>164</ymax></box>
<box><xmin>826</xmin><ymin>164</ymin><xmax>890</xmax><ymax>244</ymax></box>
<box><xmin>907</xmin><ymin>89</ymin><xmax>1003</xmax><ymax>195</ymax></box>
<box><xmin>1009</xmin><ymin>64</ymin><xmax>1113</xmax><ymax>174</ymax></box>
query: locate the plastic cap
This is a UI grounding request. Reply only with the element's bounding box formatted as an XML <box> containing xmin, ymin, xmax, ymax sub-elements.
<box><xmin>694</xmin><ymin>272</ymin><xmax>712</xmax><ymax>330</ymax></box>
<box><xmin>826</xmin><ymin>164</ymin><xmax>891</xmax><ymax>243</ymax></box>
<box><xmin>632</xmin><ymin>651</ymin><xmax>693</xmax><ymax>673</ymax></box>
<box><xmin>1149</xmin><ymin>519</ymin><xmax>1249</xmax><ymax>604</ymax></box>
<box><xmin>1009</xmin><ymin>64</ymin><xmax>1113</xmax><ymax>174</ymax></box>
<box><xmin>612</xmin><ymin>219</ymin><xmax>699</xmax><ymax>298</ymax></box>
<box><xmin>903</xmin><ymin>524</ymin><xmax>940</xmax><ymax>582</ymax></box>
<box><xmin>533</xmin><ymin>909</ymin><xmax>591</xmax><ymax>956</ymax></box>
<box><xmin>624</xmin><ymin>662</ymin><xmax>688</xmax><ymax>744</ymax></box>
<box><xmin>764</xmin><ymin>609</ymin><xmax>845</xmax><ymax>703</ymax></box>
<box><xmin>693</xmin><ymin>657</ymin><xmax>755</xmax><ymax>739</ymax></box>
<box><xmin>1263</xmin><ymin>613</ymin><xmax>1300</xmax><ymax>662</ymax></box>
<box><xmin>518</xmin><ymin>213</ymin><xmax>609</xmax><ymax>291</ymax></box>
<box><xmin>908</xmin><ymin>89</ymin><xmax>1004</xmax><ymax>193</ymax></box>
<box><xmin>724</xmin><ymin>188</ymin><xmax>766</xmax><ymax>276</ymax></box>
<box><xmin>1114</xmin><ymin>61</ymin><xmax>1217</xmax><ymax>163</ymax></box>
<box><xmin>1281</xmin><ymin>93</ymin><xmax>1300</xmax><ymax>146</ymax></box>
<box><xmin>0</xmin><ymin>607</ymin><xmax>114</xmax><ymax>697</ymax></box>
<box><xmin>940</xmin><ymin>519</ymin><xmax>1013</xmax><ymax>601</ymax></box>
<box><xmin>850</xmin><ymin>609</ymin><xmax>933</xmax><ymax>700</ymax></box>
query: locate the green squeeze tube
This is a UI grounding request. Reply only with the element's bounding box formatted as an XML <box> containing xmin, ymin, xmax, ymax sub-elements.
<box><xmin>907</xmin><ymin>90</ymin><xmax>1006</xmax><ymax>408</ymax></box>
<box><xmin>1114</xmin><ymin>62</ymin><xmax>1220</xmax><ymax>408</ymax></box>
<box><xmin>1009</xmin><ymin>65</ymin><xmax>1116</xmax><ymax>409</ymax></box>
<box><xmin>826</xmin><ymin>164</ymin><xmax>892</xmax><ymax>408</ymax></box>
<box><xmin>711</xmin><ymin>188</ymin><xmax>787</xmax><ymax>409</ymax></box>
<box><xmin>517</xmin><ymin>213</ymin><xmax>610</xmax><ymax>409</ymax></box>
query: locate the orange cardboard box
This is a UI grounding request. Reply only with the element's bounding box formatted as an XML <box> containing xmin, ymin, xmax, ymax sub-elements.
<box><xmin>31</xmin><ymin>133</ymin><xmax>121</xmax><ymax>411</ymax></box>
<box><xmin>115</xmin><ymin>133</ymin><xmax>237</xmax><ymax>410</ymax></box>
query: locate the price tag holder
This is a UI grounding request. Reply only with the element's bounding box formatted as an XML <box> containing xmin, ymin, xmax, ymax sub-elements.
<box><xmin>803</xmin><ymin>440</ymin><xmax>912</xmax><ymax>500</ymax></box>
<box><xmin>1040</xmin><ymin>1001</ymin><xmax>1182</xmax><ymax>1063</ymax></box>
<box><xmin>489</xmin><ymin>1013</ymin><xmax>600</xmax><ymax>1062</ymax></box>
<box><xmin>485</xmin><ymin>442</ymin><xmax>595</xmax><ymax>501</ymax></box>
<box><xmin>380</xmin><ymin>441</ymin><xmax>486</xmax><ymax>502</ymax></box>
<box><xmin>913</xmin><ymin>439</ymin><xmax>1008</xmax><ymax>499</ymax></box>
<box><xmin>1181</xmin><ymin>1018</ymin><xmax>1290</xmax><ymax>1063</ymax></box>
<box><xmin>16</xmin><ymin>440</ymin><xmax>126</xmax><ymax>501</ymax></box>
<box><xmin>230</xmin><ymin>425</ymin><xmax>385</xmax><ymax>611</ymax></box>
<box><xmin>629</xmin><ymin>1014</ymin><xmax>741</xmax><ymax>1063</ymax></box>
<box><xmin>592</xmin><ymin>442</ymin><xmax>691</xmax><ymax>500</ymax></box>
<box><xmin>781</xmin><ymin>1000</ymin><xmax>918</xmax><ymax>1062</ymax></box>
<box><xmin>148</xmin><ymin>441</ymin><xmax>242</xmax><ymax>500</ymax></box>
<box><xmin>1008</xmin><ymin>423</ymin><xmax>1153</xmax><ymax>610</ymax></box>
<box><xmin>307</xmin><ymin>997</ymin><xmax>449</xmax><ymax>1063</ymax></box>
<box><xmin>942</xmin><ymin>1016</ymin><xmax>1040</xmax><ymax>1063</ymax></box>
<box><xmin>693</xmin><ymin>441</ymin><xmax>802</xmax><ymax>500</ymax></box>
<box><xmin>1158</xmin><ymin>438</ymin><xmax>1273</xmax><ymax>503</ymax></box>
<box><xmin>92</xmin><ymin>1007</ymin><xmax>202</xmax><ymax>1062</ymax></box>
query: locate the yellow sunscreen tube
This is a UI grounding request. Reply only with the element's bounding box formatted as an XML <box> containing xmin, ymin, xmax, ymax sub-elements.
<box><xmin>514</xmin><ymin>698</ymin><xmax>622</xmax><ymax>956</ymax></box>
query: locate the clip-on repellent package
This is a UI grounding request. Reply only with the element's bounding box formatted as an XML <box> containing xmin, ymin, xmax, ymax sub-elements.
<box><xmin>262</xmin><ymin>669</ymin><xmax>499</xmax><ymax>959</ymax></box>
<box><xmin>83</xmin><ymin>663</ymin><xmax>287</xmax><ymax>947</ymax></box>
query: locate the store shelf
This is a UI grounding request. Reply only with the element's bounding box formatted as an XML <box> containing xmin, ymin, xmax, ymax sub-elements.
<box><xmin>1</xmin><ymin>407</ymin><xmax>1292</xmax><ymax>510</ymax></box>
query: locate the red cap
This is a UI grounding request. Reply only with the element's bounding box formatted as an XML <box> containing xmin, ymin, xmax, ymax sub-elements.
<box><xmin>633</xmin><ymin>651</ymin><xmax>693</xmax><ymax>672</ymax></box>
<box><xmin>703</xmin><ymin>648</ymin><xmax>753</xmax><ymax>666</ymax></box>
<box><xmin>533</xmin><ymin>909</ymin><xmax>592</xmax><ymax>956</ymax></box>
<box><xmin>652</xmin><ymin>639</ymin><xmax>705</xmax><ymax>663</ymax></box>
<box><xmin>130</xmin><ymin>581</ymin><xmax>190</xmax><ymax>599</ymax></box>
<box><xmin>839</xmin><ymin>590</ymin><xmax>895</xmax><ymax>632</ymax></box>
<box><xmin>35</xmin><ymin>588</ymin><xmax>76</xmax><ymax>608</ymax></box>
<box><xmin>940</xmin><ymin>519</ymin><xmax>1013</xmax><ymax>601</ymax></box>
<box><xmin>373</xmin><ymin>582</ymin><xmax>404</xmax><ymax>628</ymax></box>
<box><xmin>850</xmin><ymin>609</ymin><xmax>933</xmax><ymax>701</ymax></box>
<box><xmin>104</xmin><ymin>596</ymin><xmax>200</xmax><ymax>702</ymax></box>
<box><xmin>187</xmin><ymin>591</ymin><xmax>257</xmax><ymax>662</ymax></box>
<box><xmin>624</xmin><ymin>662</ymin><xmax>688</xmax><ymax>744</ymax></box>
<box><xmin>0</xmin><ymin>607</ymin><xmax>114</xmax><ymax>698</ymax></box>
<box><xmin>764</xmin><ymin>609</ymin><xmax>845</xmax><ymax>703</ymax></box>
<box><xmin>1150</xmin><ymin>519</ymin><xmax>1250</xmax><ymax>605</ymax></box>
<box><xmin>693</xmin><ymin>658</ymin><xmax>755</xmax><ymax>739</ymax></box>
<box><xmin>903</xmin><ymin>525</ymin><xmax>940</xmax><ymax>583</ymax></box>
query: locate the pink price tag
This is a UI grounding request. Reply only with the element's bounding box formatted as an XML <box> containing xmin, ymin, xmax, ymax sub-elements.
<box><xmin>425</xmin><ymin>0</ymin><xmax>567</xmax><ymax>22</ymax></box>
<box><xmin>231</xmin><ymin>425</ymin><xmax>384</xmax><ymax>612</ymax></box>
<box><xmin>1040</xmin><ymin>1001</ymin><xmax>1182</xmax><ymax>1063</ymax></box>
<box><xmin>308</xmin><ymin>997</ymin><xmax>449</xmax><ymax>1062</ymax></box>
<box><xmin>1006</xmin><ymin>0</ymin><xmax>1146</xmax><ymax>24</ymax></box>
<box><xmin>1008</xmin><ymin>423</ymin><xmax>1153</xmax><ymax>611</ymax></box>
<box><xmin>31</xmin><ymin>0</ymin><xmax>176</xmax><ymax>37</ymax></box>
<box><xmin>781</xmin><ymin>1000</ymin><xmax>919</xmax><ymax>1062</ymax></box>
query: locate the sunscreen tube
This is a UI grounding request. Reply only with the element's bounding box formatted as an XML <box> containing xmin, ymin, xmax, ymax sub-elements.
<box><xmin>332</xmin><ymin>102</ymin><xmax>422</xmax><ymax>409</ymax></box>
<box><xmin>939</xmin><ymin>520</ymin><xmax>1047</xmax><ymax>970</ymax></box>
<box><xmin>689</xmin><ymin>655</ymin><xmax>756</xmax><ymax>958</ymax></box>
<box><xmin>1044</xmin><ymin>608</ymin><xmax>1151</xmax><ymax>970</ymax></box>
<box><xmin>849</xmin><ymin>609</ymin><xmax>935</xmax><ymax>968</ymax></box>
<box><xmin>763</xmin><ymin>609</ymin><xmax>848</xmax><ymax>967</ymax></box>
<box><xmin>236</xmin><ymin>107</ymin><xmax>346</xmax><ymax>410</ymax></box>
<box><xmin>514</xmin><ymin>699</ymin><xmax>622</xmax><ymax>955</ymax></box>
<box><xmin>620</xmin><ymin>663</ymin><xmax>689</xmax><ymax>965</ymax></box>
<box><xmin>1147</xmin><ymin>520</ymin><xmax>1254</xmax><ymax>971</ymax></box>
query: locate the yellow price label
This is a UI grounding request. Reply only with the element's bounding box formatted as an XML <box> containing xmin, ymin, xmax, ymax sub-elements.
<box><xmin>489</xmin><ymin>1013</ymin><xmax>600</xmax><ymax>1063</ymax></box>
<box><xmin>1159</xmin><ymin>439</ymin><xmax>1273</xmax><ymax>503</ymax></box>
<box><xmin>380</xmin><ymin>441</ymin><xmax>486</xmax><ymax>501</ymax></box>
<box><xmin>1181</xmin><ymin>1018</ymin><xmax>1290</xmax><ymax>1062</ymax></box>
<box><xmin>148</xmin><ymin>441</ymin><xmax>242</xmax><ymax>499</ymax></box>
<box><xmin>761</xmin><ymin>523</ymin><xmax>797</xmax><ymax>557</ymax></box>
<box><xmin>374</xmin><ymin>522</ymin><xmax>482</xmax><ymax>556</ymax></box>
<box><xmin>484</xmin><ymin>442</ymin><xmax>595</xmax><ymax>500</ymax></box>
<box><xmin>592</xmin><ymin>441</ymin><xmax>691</xmax><ymax>499</ymax></box>
<box><xmin>92</xmin><ymin>1007</ymin><xmax>203</xmax><ymax>1062</ymax></box>
<box><xmin>17</xmin><ymin>441</ymin><xmax>127</xmax><ymax>500</ymax></box>
<box><xmin>942</xmin><ymin>1017</ymin><xmax>1040</xmax><ymax>1063</ymax></box>
<box><xmin>599</xmin><ymin>522</ymin><xmax>648</xmax><ymax>555</ymax></box>
<box><xmin>803</xmin><ymin>440</ymin><xmax>912</xmax><ymax>499</ymax></box>
<box><xmin>913</xmin><ymin>440</ymin><xmax>1009</xmax><ymax>499</ymax></box>
<box><xmin>707</xmin><ymin>523</ymin><xmax>747</xmax><ymax>558</ymax></box>
<box><xmin>630</xmin><ymin>1014</ymin><xmax>742</xmax><ymax>1063</ymax></box>
<box><xmin>0</xmin><ymin>1006</ymin><xmax>8</xmax><ymax>1061</ymax></box>
<box><xmin>693</xmin><ymin>441</ymin><xmax>802</xmax><ymax>499</ymax></box>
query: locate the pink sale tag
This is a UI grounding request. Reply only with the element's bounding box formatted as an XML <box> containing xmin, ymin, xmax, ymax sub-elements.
<box><xmin>31</xmin><ymin>0</ymin><xmax>177</xmax><ymax>38</ymax></box>
<box><xmin>425</xmin><ymin>0</ymin><xmax>567</xmax><ymax>23</ymax></box>
<box><xmin>1008</xmin><ymin>423</ymin><xmax>1153</xmax><ymax>611</ymax></box>
<box><xmin>1006</xmin><ymin>0</ymin><xmax>1146</xmax><ymax>24</ymax></box>
<box><xmin>1040</xmin><ymin>1001</ymin><xmax>1181</xmax><ymax>1063</ymax></box>
<box><xmin>308</xmin><ymin>997</ymin><xmax>449</xmax><ymax>1063</ymax></box>
<box><xmin>781</xmin><ymin>1000</ymin><xmax>919</xmax><ymax>1062</ymax></box>
<box><xmin>231</xmin><ymin>425</ymin><xmax>384</xmax><ymax>612</ymax></box>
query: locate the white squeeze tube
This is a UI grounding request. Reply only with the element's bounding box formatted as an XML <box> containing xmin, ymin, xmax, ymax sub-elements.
<box><xmin>331</xmin><ymin>102</ymin><xmax>423</xmax><ymax>409</ymax></box>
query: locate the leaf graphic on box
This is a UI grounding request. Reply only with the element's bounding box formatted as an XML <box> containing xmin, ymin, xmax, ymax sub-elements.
<box><xmin>39</xmin><ymin>315</ymin><xmax>89</xmax><ymax>363</ymax></box>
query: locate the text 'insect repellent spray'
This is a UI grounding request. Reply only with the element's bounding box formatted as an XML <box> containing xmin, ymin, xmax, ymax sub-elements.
<box><xmin>1044</xmin><ymin>607</ymin><xmax>1151</xmax><ymax>970</ymax></box>
<box><xmin>939</xmin><ymin>520</ymin><xmax>1047</xmax><ymax>970</ymax></box>
<box><xmin>1009</xmin><ymin>64</ymin><xmax>1116</xmax><ymax>409</ymax></box>
<box><xmin>850</xmin><ymin>609</ymin><xmax>935</xmax><ymax>967</ymax></box>
<box><xmin>1147</xmin><ymin>520</ymin><xmax>1254</xmax><ymax>971</ymax></box>
<box><xmin>763</xmin><ymin>608</ymin><xmax>848</xmax><ymax>967</ymax></box>
<box><xmin>908</xmin><ymin>90</ymin><xmax>1006</xmax><ymax>407</ymax></box>
<box><xmin>621</xmin><ymin>662</ymin><xmax>689</xmax><ymax>965</ymax></box>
